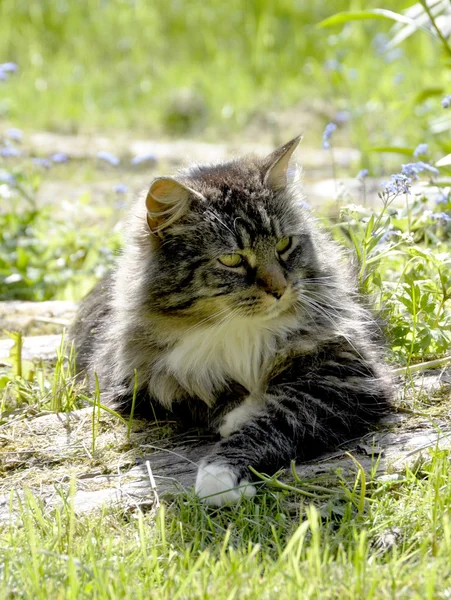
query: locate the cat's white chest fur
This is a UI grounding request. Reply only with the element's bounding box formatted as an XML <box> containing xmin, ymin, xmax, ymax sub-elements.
<box><xmin>160</xmin><ymin>315</ymin><xmax>297</xmax><ymax>406</ymax></box>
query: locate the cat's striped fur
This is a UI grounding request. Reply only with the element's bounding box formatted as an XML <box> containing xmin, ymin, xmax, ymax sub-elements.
<box><xmin>71</xmin><ymin>137</ymin><xmax>393</xmax><ymax>505</ymax></box>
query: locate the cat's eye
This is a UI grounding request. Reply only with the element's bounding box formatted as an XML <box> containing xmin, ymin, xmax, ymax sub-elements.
<box><xmin>276</xmin><ymin>236</ymin><xmax>292</xmax><ymax>254</ymax></box>
<box><xmin>218</xmin><ymin>254</ymin><xmax>244</xmax><ymax>268</ymax></box>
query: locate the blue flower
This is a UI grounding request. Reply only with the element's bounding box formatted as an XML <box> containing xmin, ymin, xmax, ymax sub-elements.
<box><xmin>97</xmin><ymin>151</ymin><xmax>120</xmax><ymax>166</ymax></box>
<box><xmin>0</xmin><ymin>62</ymin><xmax>18</xmax><ymax>73</ymax></box>
<box><xmin>324</xmin><ymin>59</ymin><xmax>341</xmax><ymax>72</ymax></box>
<box><xmin>32</xmin><ymin>157</ymin><xmax>51</xmax><ymax>169</ymax></box>
<box><xmin>442</xmin><ymin>95</ymin><xmax>451</xmax><ymax>109</ymax></box>
<box><xmin>334</xmin><ymin>110</ymin><xmax>350</xmax><ymax>124</ymax></box>
<box><xmin>113</xmin><ymin>183</ymin><xmax>128</xmax><ymax>194</ymax></box>
<box><xmin>401</xmin><ymin>162</ymin><xmax>439</xmax><ymax>180</ymax></box>
<box><xmin>131</xmin><ymin>152</ymin><xmax>157</xmax><ymax>166</ymax></box>
<box><xmin>0</xmin><ymin>147</ymin><xmax>22</xmax><ymax>158</ymax></box>
<box><xmin>50</xmin><ymin>152</ymin><xmax>69</xmax><ymax>164</ymax></box>
<box><xmin>430</xmin><ymin>212</ymin><xmax>451</xmax><ymax>225</ymax></box>
<box><xmin>0</xmin><ymin>171</ymin><xmax>16</xmax><ymax>185</ymax></box>
<box><xmin>356</xmin><ymin>169</ymin><xmax>369</xmax><ymax>181</ymax></box>
<box><xmin>436</xmin><ymin>192</ymin><xmax>448</xmax><ymax>205</ymax></box>
<box><xmin>382</xmin><ymin>173</ymin><xmax>412</xmax><ymax>196</ymax></box>
<box><xmin>322</xmin><ymin>123</ymin><xmax>337</xmax><ymax>150</ymax></box>
<box><xmin>377</xmin><ymin>230</ymin><xmax>399</xmax><ymax>245</ymax></box>
<box><xmin>413</xmin><ymin>143</ymin><xmax>428</xmax><ymax>157</ymax></box>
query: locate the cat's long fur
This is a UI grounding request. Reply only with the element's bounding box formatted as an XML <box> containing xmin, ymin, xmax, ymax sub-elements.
<box><xmin>71</xmin><ymin>137</ymin><xmax>393</xmax><ymax>505</ymax></box>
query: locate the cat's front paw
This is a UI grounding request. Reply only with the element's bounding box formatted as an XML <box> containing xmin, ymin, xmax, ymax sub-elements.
<box><xmin>195</xmin><ymin>460</ymin><xmax>256</xmax><ymax>506</ymax></box>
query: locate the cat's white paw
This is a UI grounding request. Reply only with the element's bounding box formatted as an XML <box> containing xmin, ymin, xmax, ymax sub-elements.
<box><xmin>195</xmin><ymin>461</ymin><xmax>256</xmax><ymax>506</ymax></box>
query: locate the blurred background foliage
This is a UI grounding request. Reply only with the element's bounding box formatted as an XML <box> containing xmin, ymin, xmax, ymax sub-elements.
<box><xmin>1</xmin><ymin>0</ymin><xmax>451</xmax><ymax>365</ymax></box>
<box><xmin>0</xmin><ymin>0</ymin><xmax>450</xmax><ymax>153</ymax></box>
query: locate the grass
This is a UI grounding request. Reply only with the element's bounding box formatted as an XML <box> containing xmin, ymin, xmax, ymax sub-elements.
<box><xmin>1</xmin><ymin>1</ymin><xmax>451</xmax><ymax>598</ymax></box>
<box><xmin>1</xmin><ymin>446</ymin><xmax>451</xmax><ymax>599</ymax></box>
<box><xmin>1</xmin><ymin>0</ymin><xmax>451</xmax><ymax>160</ymax></box>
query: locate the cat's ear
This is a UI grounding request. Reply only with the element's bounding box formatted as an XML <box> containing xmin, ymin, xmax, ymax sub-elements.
<box><xmin>145</xmin><ymin>177</ymin><xmax>205</xmax><ymax>234</ymax></box>
<box><xmin>263</xmin><ymin>135</ymin><xmax>302</xmax><ymax>191</ymax></box>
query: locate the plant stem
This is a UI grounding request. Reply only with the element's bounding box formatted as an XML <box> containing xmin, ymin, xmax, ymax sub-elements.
<box><xmin>392</xmin><ymin>354</ymin><xmax>451</xmax><ymax>376</ymax></box>
<box><xmin>419</xmin><ymin>0</ymin><xmax>451</xmax><ymax>57</ymax></box>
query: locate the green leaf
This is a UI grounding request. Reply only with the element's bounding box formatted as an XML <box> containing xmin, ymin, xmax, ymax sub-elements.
<box><xmin>415</xmin><ymin>87</ymin><xmax>445</xmax><ymax>104</ymax></box>
<box><xmin>318</xmin><ymin>9</ymin><xmax>416</xmax><ymax>28</ymax></box>
<box><xmin>436</xmin><ymin>154</ymin><xmax>451</xmax><ymax>167</ymax></box>
<box><xmin>370</xmin><ymin>146</ymin><xmax>415</xmax><ymax>156</ymax></box>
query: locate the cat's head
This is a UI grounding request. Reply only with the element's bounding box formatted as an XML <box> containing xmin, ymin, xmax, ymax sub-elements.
<box><xmin>135</xmin><ymin>137</ymin><xmax>338</xmax><ymax>324</ymax></box>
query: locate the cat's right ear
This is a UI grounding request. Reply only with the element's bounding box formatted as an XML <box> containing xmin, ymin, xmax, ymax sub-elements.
<box><xmin>263</xmin><ymin>135</ymin><xmax>302</xmax><ymax>192</ymax></box>
<box><xmin>145</xmin><ymin>177</ymin><xmax>205</xmax><ymax>234</ymax></box>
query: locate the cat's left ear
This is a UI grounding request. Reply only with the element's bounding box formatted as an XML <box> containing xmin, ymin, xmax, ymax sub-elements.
<box><xmin>263</xmin><ymin>135</ymin><xmax>302</xmax><ymax>191</ymax></box>
<box><xmin>145</xmin><ymin>176</ymin><xmax>205</xmax><ymax>234</ymax></box>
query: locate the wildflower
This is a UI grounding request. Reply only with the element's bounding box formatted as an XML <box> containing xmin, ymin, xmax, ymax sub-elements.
<box><xmin>377</xmin><ymin>230</ymin><xmax>399</xmax><ymax>245</ymax></box>
<box><xmin>50</xmin><ymin>152</ymin><xmax>69</xmax><ymax>164</ymax></box>
<box><xmin>32</xmin><ymin>157</ymin><xmax>51</xmax><ymax>169</ymax></box>
<box><xmin>5</xmin><ymin>128</ymin><xmax>22</xmax><ymax>142</ymax></box>
<box><xmin>430</xmin><ymin>212</ymin><xmax>451</xmax><ymax>225</ymax></box>
<box><xmin>334</xmin><ymin>110</ymin><xmax>350</xmax><ymax>124</ymax></box>
<box><xmin>436</xmin><ymin>192</ymin><xmax>448</xmax><ymax>205</ymax></box>
<box><xmin>381</xmin><ymin>173</ymin><xmax>412</xmax><ymax>196</ymax></box>
<box><xmin>442</xmin><ymin>95</ymin><xmax>451</xmax><ymax>109</ymax></box>
<box><xmin>324</xmin><ymin>59</ymin><xmax>341</xmax><ymax>71</ymax></box>
<box><xmin>401</xmin><ymin>162</ymin><xmax>439</xmax><ymax>180</ymax></box>
<box><xmin>356</xmin><ymin>169</ymin><xmax>369</xmax><ymax>181</ymax></box>
<box><xmin>413</xmin><ymin>143</ymin><xmax>428</xmax><ymax>157</ymax></box>
<box><xmin>393</xmin><ymin>73</ymin><xmax>405</xmax><ymax>85</ymax></box>
<box><xmin>0</xmin><ymin>62</ymin><xmax>18</xmax><ymax>73</ymax></box>
<box><xmin>113</xmin><ymin>183</ymin><xmax>128</xmax><ymax>194</ymax></box>
<box><xmin>131</xmin><ymin>152</ymin><xmax>157</xmax><ymax>166</ymax></box>
<box><xmin>0</xmin><ymin>147</ymin><xmax>22</xmax><ymax>157</ymax></box>
<box><xmin>0</xmin><ymin>171</ymin><xmax>16</xmax><ymax>185</ymax></box>
<box><xmin>322</xmin><ymin>123</ymin><xmax>337</xmax><ymax>150</ymax></box>
<box><xmin>97</xmin><ymin>151</ymin><xmax>120</xmax><ymax>166</ymax></box>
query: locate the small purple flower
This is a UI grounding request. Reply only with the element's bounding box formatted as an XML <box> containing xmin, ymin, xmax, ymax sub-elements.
<box><xmin>0</xmin><ymin>147</ymin><xmax>22</xmax><ymax>158</ymax></box>
<box><xmin>131</xmin><ymin>152</ymin><xmax>157</xmax><ymax>166</ymax></box>
<box><xmin>5</xmin><ymin>128</ymin><xmax>23</xmax><ymax>142</ymax></box>
<box><xmin>401</xmin><ymin>162</ymin><xmax>439</xmax><ymax>180</ymax></box>
<box><xmin>377</xmin><ymin>230</ymin><xmax>399</xmax><ymax>245</ymax></box>
<box><xmin>413</xmin><ymin>143</ymin><xmax>428</xmax><ymax>157</ymax></box>
<box><xmin>334</xmin><ymin>110</ymin><xmax>350</xmax><ymax>124</ymax></box>
<box><xmin>32</xmin><ymin>157</ymin><xmax>52</xmax><ymax>169</ymax></box>
<box><xmin>324</xmin><ymin>59</ymin><xmax>341</xmax><ymax>72</ymax></box>
<box><xmin>430</xmin><ymin>212</ymin><xmax>451</xmax><ymax>225</ymax></box>
<box><xmin>382</xmin><ymin>173</ymin><xmax>412</xmax><ymax>196</ymax></box>
<box><xmin>356</xmin><ymin>169</ymin><xmax>369</xmax><ymax>181</ymax></box>
<box><xmin>50</xmin><ymin>152</ymin><xmax>69</xmax><ymax>164</ymax></box>
<box><xmin>436</xmin><ymin>192</ymin><xmax>448</xmax><ymax>205</ymax></box>
<box><xmin>0</xmin><ymin>62</ymin><xmax>18</xmax><ymax>73</ymax></box>
<box><xmin>322</xmin><ymin>123</ymin><xmax>337</xmax><ymax>150</ymax></box>
<box><xmin>97</xmin><ymin>151</ymin><xmax>120</xmax><ymax>166</ymax></box>
<box><xmin>113</xmin><ymin>183</ymin><xmax>128</xmax><ymax>194</ymax></box>
<box><xmin>0</xmin><ymin>171</ymin><xmax>16</xmax><ymax>185</ymax></box>
<box><xmin>442</xmin><ymin>95</ymin><xmax>451</xmax><ymax>109</ymax></box>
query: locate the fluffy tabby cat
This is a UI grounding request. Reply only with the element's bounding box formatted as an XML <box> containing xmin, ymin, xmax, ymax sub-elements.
<box><xmin>71</xmin><ymin>136</ymin><xmax>393</xmax><ymax>506</ymax></box>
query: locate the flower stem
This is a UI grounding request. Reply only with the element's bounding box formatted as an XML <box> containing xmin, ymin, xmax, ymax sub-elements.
<box><xmin>419</xmin><ymin>0</ymin><xmax>451</xmax><ymax>57</ymax></box>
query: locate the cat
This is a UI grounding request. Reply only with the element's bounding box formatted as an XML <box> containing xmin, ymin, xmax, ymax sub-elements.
<box><xmin>71</xmin><ymin>136</ymin><xmax>393</xmax><ymax>506</ymax></box>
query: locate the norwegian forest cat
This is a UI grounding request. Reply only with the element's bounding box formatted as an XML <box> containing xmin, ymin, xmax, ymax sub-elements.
<box><xmin>71</xmin><ymin>136</ymin><xmax>393</xmax><ymax>506</ymax></box>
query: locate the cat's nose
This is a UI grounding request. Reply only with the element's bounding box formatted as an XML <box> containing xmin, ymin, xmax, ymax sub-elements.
<box><xmin>256</xmin><ymin>265</ymin><xmax>287</xmax><ymax>300</ymax></box>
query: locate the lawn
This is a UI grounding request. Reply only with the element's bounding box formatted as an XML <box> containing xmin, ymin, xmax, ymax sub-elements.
<box><xmin>1</xmin><ymin>1</ymin><xmax>451</xmax><ymax>598</ymax></box>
